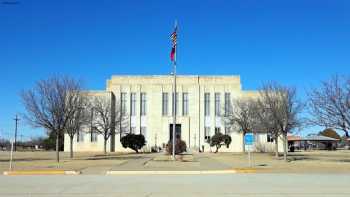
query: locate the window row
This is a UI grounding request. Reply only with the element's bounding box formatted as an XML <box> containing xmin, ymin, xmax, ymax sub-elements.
<box><xmin>121</xmin><ymin>92</ymin><xmax>232</xmax><ymax>117</ymax></box>
<box><xmin>204</xmin><ymin>92</ymin><xmax>232</xmax><ymax>117</ymax></box>
<box><xmin>77</xmin><ymin>131</ymin><xmax>98</xmax><ymax>143</ymax></box>
<box><xmin>121</xmin><ymin>92</ymin><xmax>147</xmax><ymax>116</ymax></box>
<box><xmin>162</xmin><ymin>92</ymin><xmax>189</xmax><ymax>116</ymax></box>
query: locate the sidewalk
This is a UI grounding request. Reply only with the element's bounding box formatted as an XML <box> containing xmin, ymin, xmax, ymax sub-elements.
<box><xmin>105</xmin><ymin>152</ymin><xmax>251</xmax><ymax>172</ymax></box>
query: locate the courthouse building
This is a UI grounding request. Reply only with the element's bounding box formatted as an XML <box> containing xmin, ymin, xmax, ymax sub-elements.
<box><xmin>64</xmin><ymin>75</ymin><xmax>278</xmax><ymax>153</ymax></box>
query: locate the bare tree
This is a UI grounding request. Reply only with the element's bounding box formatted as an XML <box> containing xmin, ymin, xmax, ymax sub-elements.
<box><xmin>255</xmin><ymin>100</ymin><xmax>280</xmax><ymax>158</ymax></box>
<box><xmin>308</xmin><ymin>75</ymin><xmax>350</xmax><ymax>143</ymax></box>
<box><xmin>65</xmin><ymin>94</ymin><xmax>89</xmax><ymax>158</ymax></box>
<box><xmin>224</xmin><ymin>98</ymin><xmax>259</xmax><ymax>152</ymax></box>
<box><xmin>90</xmin><ymin>95</ymin><xmax>126</xmax><ymax>154</ymax></box>
<box><xmin>259</xmin><ymin>83</ymin><xmax>303</xmax><ymax>161</ymax></box>
<box><xmin>21</xmin><ymin>76</ymin><xmax>82</xmax><ymax>163</ymax></box>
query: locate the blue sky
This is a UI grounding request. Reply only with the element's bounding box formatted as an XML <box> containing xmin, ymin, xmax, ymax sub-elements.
<box><xmin>0</xmin><ymin>0</ymin><xmax>349</xmax><ymax>140</ymax></box>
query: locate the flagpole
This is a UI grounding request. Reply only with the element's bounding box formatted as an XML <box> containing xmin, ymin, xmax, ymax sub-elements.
<box><xmin>172</xmin><ymin>58</ymin><xmax>176</xmax><ymax>160</ymax></box>
<box><xmin>172</xmin><ymin>20</ymin><xmax>177</xmax><ymax>160</ymax></box>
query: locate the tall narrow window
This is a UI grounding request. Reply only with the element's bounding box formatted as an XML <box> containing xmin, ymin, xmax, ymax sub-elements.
<box><xmin>172</xmin><ymin>93</ymin><xmax>179</xmax><ymax>116</ymax></box>
<box><xmin>224</xmin><ymin>92</ymin><xmax>231</xmax><ymax>116</ymax></box>
<box><xmin>182</xmin><ymin>92</ymin><xmax>188</xmax><ymax>116</ymax></box>
<box><xmin>215</xmin><ymin>93</ymin><xmax>221</xmax><ymax>116</ymax></box>
<box><xmin>215</xmin><ymin>127</ymin><xmax>221</xmax><ymax>134</ymax></box>
<box><xmin>204</xmin><ymin>127</ymin><xmax>210</xmax><ymax>140</ymax></box>
<box><xmin>204</xmin><ymin>93</ymin><xmax>210</xmax><ymax>116</ymax></box>
<box><xmin>130</xmin><ymin>93</ymin><xmax>136</xmax><ymax>116</ymax></box>
<box><xmin>140</xmin><ymin>93</ymin><xmax>147</xmax><ymax>116</ymax></box>
<box><xmin>162</xmin><ymin>93</ymin><xmax>168</xmax><ymax>116</ymax></box>
<box><xmin>90</xmin><ymin>108</ymin><xmax>97</xmax><ymax>142</ymax></box>
<box><xmin>121</xmin><ymin>92</ymin><xmax>127</xmax><ymax>116</ymax></box>
<box><xmin>91</xmin><ymin>131</ymin><xmax>98</xmax><ymax>142</ymax></box>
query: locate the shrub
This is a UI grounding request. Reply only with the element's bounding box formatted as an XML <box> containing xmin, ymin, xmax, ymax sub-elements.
<box><xmin>209</xmin><ymin>132</ymin><xmax>232</xmax><ymax>153</ymax></box>
<box><xmin>166</xmin><ymin>139</ymin><xmax>187</xmax><ymax>155</ymax></box>
<box><xmin>120</xmin><ymin>134</ymin><xmax>146</xmax><ymax>153</ymax></box>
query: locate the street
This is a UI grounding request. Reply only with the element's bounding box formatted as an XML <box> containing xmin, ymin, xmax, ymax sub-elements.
<box><xmin>0</xmin><ymin>174</ymin><xmax>349</xmax><ymax>197</ymax></box>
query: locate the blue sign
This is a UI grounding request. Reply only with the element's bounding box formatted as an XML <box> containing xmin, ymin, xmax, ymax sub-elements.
<box><xmin>244</xmin><ymin>133</ymin><xmax>254</xmax><ymax>145</ymax></box>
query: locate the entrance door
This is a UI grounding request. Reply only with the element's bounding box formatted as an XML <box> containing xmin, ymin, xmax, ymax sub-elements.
<box><xmin>169</xmin><ymin>124</ymin><xmax>181</xmax><ymax>141</ymax></box>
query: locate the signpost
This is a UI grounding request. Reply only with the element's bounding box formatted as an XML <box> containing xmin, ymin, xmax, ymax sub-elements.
<box><xmin>244</xmin><ymin>133</ymin><xmax>254</xmax><ymax>167</ymax></box>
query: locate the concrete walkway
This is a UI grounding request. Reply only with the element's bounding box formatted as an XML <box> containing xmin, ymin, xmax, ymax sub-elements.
<box><xmin>80</xmin><ymin>152</ymin><xmax>235</xmax><ymax>173</ymax></box>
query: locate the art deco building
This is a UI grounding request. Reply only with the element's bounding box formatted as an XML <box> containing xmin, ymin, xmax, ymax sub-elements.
<box><xmin>64</xmin><ymin>75</ymin><xmax>279</xmax><ymax>153</ymax></box>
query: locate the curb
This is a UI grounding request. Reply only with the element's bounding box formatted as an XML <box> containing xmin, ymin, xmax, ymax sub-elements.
<box><xmin>233</xmin><ymin>168</ymin><xmax>258</xmax><ymax>173</ymax></box>
<box><xmin>3</xmin><ymin>170</ymin><xmax>81</xmax><ymax>176</ymax></box>
<box><xmin>106</xmin><ymin>169</ymin><xmax>256</xmax><ymax>175</ymax></box>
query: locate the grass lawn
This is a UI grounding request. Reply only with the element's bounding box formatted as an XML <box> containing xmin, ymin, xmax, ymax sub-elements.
<box><xmin>0</xmin><ymin>151</ymin><xmax>128</xmax><ymax>172</ymax></box>
<box><xmin>1</xmin><ymin>150</ymin><xmax>350</xmax><ymax>173</ymax></box>
<box><xmin>201</xmin><ymin>150</ymin><xmax>350</xmax><ymax>173</ymax></box>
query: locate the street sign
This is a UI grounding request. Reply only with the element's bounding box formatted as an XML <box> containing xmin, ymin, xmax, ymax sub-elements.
<box><xmin>244</xmin><ymin>133</ymin><xmax>255</xmax><ymax>168</ymax></box>
<box><xmin>244</xmin><ymin>133</ymin><xmax>254</xmax><ymax>145</ymax></box>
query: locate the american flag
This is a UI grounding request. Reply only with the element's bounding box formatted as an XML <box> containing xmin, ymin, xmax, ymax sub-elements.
<box><xmin>170</xmin><ymin>24</ymin><xmax>177</xmax><ymax>62</ymax></box>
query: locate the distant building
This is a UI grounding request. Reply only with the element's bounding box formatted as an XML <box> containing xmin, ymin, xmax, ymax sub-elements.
<box><xmin>64</xmin><ymin>75</ymin><xmax>281</xmax><ymax>153</ymax></box>
<box><xmin>289</xmin><ymin>134</ymin><xmax>340</xmax><ymax>150</ymax></box>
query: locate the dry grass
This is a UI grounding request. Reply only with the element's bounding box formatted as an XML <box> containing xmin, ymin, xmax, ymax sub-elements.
<box><xmin>0</xmin><ymin>151</ymin><xmax>128</xmax><ymax>172</ymax></box>
<box><xmin>202</xmin><ymin>150</ymin><xmax>350</xmax><ymax>173</ymax></box>
<box><xmin>1</xmin><ymin>150</ymin><xmax>349</xmax><ymax>173</ymax></box>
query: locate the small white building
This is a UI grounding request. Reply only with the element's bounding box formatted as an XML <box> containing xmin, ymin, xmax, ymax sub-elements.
<box><xmin>64</xmin><ymin>75</ymin><xmax>280</xmax><ymax>153</ymax></box>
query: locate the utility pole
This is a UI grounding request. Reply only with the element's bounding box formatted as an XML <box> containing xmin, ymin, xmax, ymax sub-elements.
<box><xmin>14</xmin><ymin>115</ymin><xmax>19</xmax><ymax>152</ymax></box>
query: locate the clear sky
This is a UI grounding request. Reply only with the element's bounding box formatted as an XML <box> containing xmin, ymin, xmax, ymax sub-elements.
<box><xmin>0</xmin><ymin>0</ymin><xmax>349</xmax><ymax>140</ymax></box>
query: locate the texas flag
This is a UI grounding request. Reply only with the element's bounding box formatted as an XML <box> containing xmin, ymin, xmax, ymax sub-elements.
<box><xmin>170</xmin><ymin>23</ymin><xmax>177</xmax><ymax>62</ymax></box>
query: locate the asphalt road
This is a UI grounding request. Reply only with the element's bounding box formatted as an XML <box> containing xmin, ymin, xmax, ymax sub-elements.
<box><xmin>0</xmin><ymin>174</ymin><xmax>349</xmax><ymax>197</ymax></box>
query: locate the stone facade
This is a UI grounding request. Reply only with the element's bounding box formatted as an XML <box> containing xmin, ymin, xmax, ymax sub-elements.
<box><xmin>64</xmin><ymin>75</ymin><xmax>281</xmax><ymax>153</ymax></box>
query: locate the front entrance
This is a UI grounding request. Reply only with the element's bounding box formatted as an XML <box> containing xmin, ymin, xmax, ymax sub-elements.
<box><xmin>169</xmin><ymin>124</ymin><xmax>181</xmax><ymax>141</ymax></box>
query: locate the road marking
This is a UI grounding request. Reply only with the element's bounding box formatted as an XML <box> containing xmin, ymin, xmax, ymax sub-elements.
<box><xmin>3</xmin><ymin>170</ymin><xmax>80</xmax><ymax>175</ymax></box>
<box><xmin>106</xmin><ymin>169</ymin><xmax>257</xmax><ymax>175</ymax></box>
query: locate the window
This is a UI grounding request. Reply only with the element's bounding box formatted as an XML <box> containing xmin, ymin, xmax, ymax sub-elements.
<box><xmin>204</xmin><ymin>93</ymin><xmax>210</xmax><ymax>116</ymax></box>
<box><xmin>215</xmin><ymin>127</ymin><xmax>221</xmax><ymax>134</ymax></box>
<box><xmin>141</xmin><ymin>127</ymin><xmax>147</xmax><ymax>139</ymax></box>
<box><xmin>77</xmin><ymin>131</ymin><xmax>84</xmax><ymax>142</ymax></box>
<box><xmin>204</xmin><ymin>127</ymin><xmax>211</xmax><ymax>140</ymax></box>
<box><xmin>140</xmin><ymin>93</ymin><xmax>147</xmax><ymax>116</ymax></box>
<box><xmin>121</xmin><ymin>92</ymin><xmax>127</xmax><ymax>116</ymax></box>
<box><xmin>267</xmin><ymin>133</ymin><xmax>274</xmax><ymax>142</ymax></box>
<box><xmin>130</xmin><ymin>93</ymin><xmax>136</xmax><ymax>116</ymax></box>
<box><xmin>172</xmin><ymin>93</ymin><xmax>179</xmax><ymax>116</ymax></box>
<box><xmin>130</xmin><ymin>127</ymin><xmax>136</xmax><ymax>134</ymax></box>
<box><xmin>90</xmin><ymin>131</ymin><xmax>97</xmax><ymax>142</ymax></box>
<box><xmin>162</xmin><ymin>93</ymin><xmax>168</xmax><ymax>116</ymax></box>
<box><xmin>90</xmin><ymin>125</ymin><xmax>97</xmax><ymax>142</ymax></box>
<box><xmin>215</xmin><ymin>93</ymin><xmax>221</xmax><ymax>116</ymax></box>
<box><xmin>224</xmin><ymin>92</ymin><xmax>231</xmax><ymax>116</ymax></box>
<box><xmin>182</xmin><ymin>92</ymin><xmax>188</xmax><ymax>116</ymax></box>
<box><xmin>90</xmin><ymin>108</ymin><xmax>97</xmax><ymax>142</ymax></box>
